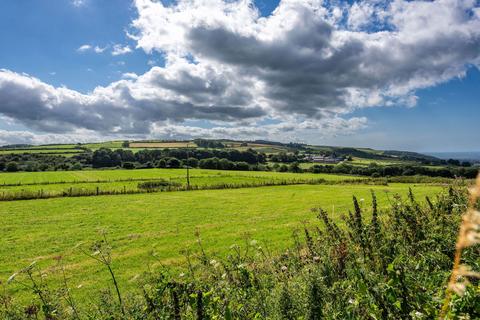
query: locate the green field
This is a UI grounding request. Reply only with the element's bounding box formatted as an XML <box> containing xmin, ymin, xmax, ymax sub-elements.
<box><xmin>0</xmin><ymin>169</ymin><xmax>362</xmax><ymax>201</ymax></box>
<box><xmin>0</xmin><ymin>168</ymin><xmax>355</xmax><ymax>185</ymax></box>
<box><xmin>1</xmin><ymin>174</ymin><xmax>442</xmax><ymax>300</ymax></box>
<box><xmin>0</xmin><ymin>149</ymin><xmax>83</xmax><ymax>155</ymax></box>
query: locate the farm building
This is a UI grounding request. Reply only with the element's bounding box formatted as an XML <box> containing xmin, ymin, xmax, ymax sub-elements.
<box><xmin>305</xmin><ymin>154</ymin><xmax>344</xmax><ymax>164</ymax></box>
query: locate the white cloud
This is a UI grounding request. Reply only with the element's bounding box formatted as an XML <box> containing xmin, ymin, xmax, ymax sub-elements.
<box><xmin>94</xmin><ymin>46</ymin><xmax>107</xmax><ymax>53</ymax></box>
<box><xmin>77</xmin><ymin>44</ymin><xmax>107</xmax><ymax>54</ymax></box>
<box><xmin>1</xmin><ymin>0</ymin><xmax>479</xmax><ymax>145</ymax></box>
<box><xmin>112</xmin><ymin>44</ymin><xmax>132</xmax><ymax>56</ymax></box>
<box><xmin>77</xmin><ymin>44</ymin><xmax>92</xmax><ymax>52</ymax></box>
<box><xmin>72</xmin><ymin>0</ymin><xmax>86</xmax><ymax>7</ymax></box>
<box><xmin>122</xmin><ymin>72</ymin><xmax>138</xmax><ymax>79</ymax></box>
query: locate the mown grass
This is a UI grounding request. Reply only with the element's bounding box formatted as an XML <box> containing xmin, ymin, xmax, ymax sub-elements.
<box><xmin>0</xmin><ymin>183</ymin><xmax>441</xmax><ymax>301</ymax></box>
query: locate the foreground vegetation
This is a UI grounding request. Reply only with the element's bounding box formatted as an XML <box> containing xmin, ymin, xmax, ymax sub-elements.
<box><xmin>1</xmin><ymin>183</ymin><xmax>478</xmax><ymax>319</ymax></box>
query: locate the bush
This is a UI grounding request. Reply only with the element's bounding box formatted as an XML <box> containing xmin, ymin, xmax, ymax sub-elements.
<box><xmin>71</xmin><ymin>163</ymin><xmax>83</xmax><ymax>171</ymax></box>
<box><xmin>137</xmin><ymin>179</ymin><xmax>181</xmax><ymax>191</ymax></box>
<box><xmin>122</xmin><ymin>162</ymin><xmax>135</xmax><ymax>169</ymax></box>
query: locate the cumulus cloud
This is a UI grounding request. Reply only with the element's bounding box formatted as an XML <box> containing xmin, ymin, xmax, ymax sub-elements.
<box><xmin>1</xmin><ymin>0</ymin><xmax>480</xmax><ymax>144</ymax></box>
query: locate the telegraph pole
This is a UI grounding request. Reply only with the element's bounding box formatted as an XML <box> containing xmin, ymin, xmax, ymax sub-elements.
<box><xmin>186</xmin><ymin>143</ymin><xmax>191</xmax><ymax>190</ymax></box>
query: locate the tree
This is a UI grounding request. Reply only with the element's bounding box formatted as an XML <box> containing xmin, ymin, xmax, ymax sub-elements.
<box><xmin>167</xmin><ymin>157</ymin><xmax>181</xmax><ymax>168</ymax></box>
<box><xmin>184</xmin><ymin>157</ymin><xmax>199</xmax><ymax>168</ymax></box>
<box><xmin>288</xmin><ymin>162</ymin><xmax>302</xmax><ymax>173</ymax></box>
<box><xmin>122</xmin><ymin>141</ymin><xmax>130</xmax><ymax>148</ymax></box>
<box><xmin>157</xmin><ymin>159</ymin><xmax>167</xmax><ymax>168</ymax></box>
<box><xmin>6</xmin><ymin>162</ymin><xmax>18</xmax><ymax>172</ymax></box>
<box><xmin>235</xmin><ymin>162</ymin><xmax>250</xmax><ymax>171</ymax></box>
<box><xmin>92</xmin><ymin>148</ymin><xmax>121</xmax><ymax>168</ymax></box>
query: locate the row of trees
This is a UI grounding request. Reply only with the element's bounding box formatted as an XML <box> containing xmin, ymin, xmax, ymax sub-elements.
<box><xmin>0</xmin><ymin>153</ymin><xmax>89</xmax><ymax>172</ymax></box>
<box><xmin>308</xmin><ymin>163</ymin><xmax>479</xmax><ymax>178</ymax></box>
<box><xmin>121</xmin><ymin>157</ymin><xmax>255</xmax><ymax>171</ymax></box>
<box><xmin>92</xmin><ymin>148</ymin><xmax>265</xmax><ymax>168</ymax></box>
<box><xmin>193</xmin><ymin>139</ymin><xmax>225</xmax><ymax>148</ymax></box>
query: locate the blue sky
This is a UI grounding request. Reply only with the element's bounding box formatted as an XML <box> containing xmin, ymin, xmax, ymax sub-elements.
<box><xmin>0</xmin><ymin>0</ymin><xmax>478</xmax><ymax>152</ymax></box>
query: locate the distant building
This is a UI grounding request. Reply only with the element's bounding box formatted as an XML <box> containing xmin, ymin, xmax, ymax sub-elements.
<box><xmin>305</xmin><ymin>154</ymin><xmax>344</xmax><ymax>164</ymax></box>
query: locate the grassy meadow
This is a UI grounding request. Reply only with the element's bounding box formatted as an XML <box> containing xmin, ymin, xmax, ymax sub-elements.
<box><xmin>0</xmin><ymin>169</ymin><xmax>362</xmax><ymax>201</ymax></box>
<box><xmin>1</xmin><ymin>172</ymin><xmax>442</xmax><ymax>301</ymax></box>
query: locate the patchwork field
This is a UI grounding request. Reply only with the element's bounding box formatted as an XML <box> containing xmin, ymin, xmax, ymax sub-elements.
<box><xmin>0</xmin><ymin>167</ymin><xmax>443</xmax><ymax>301</ymax></box>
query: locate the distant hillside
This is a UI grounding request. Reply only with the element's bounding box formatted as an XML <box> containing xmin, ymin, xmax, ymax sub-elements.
<box><xmin>0</xmin><ymin>138</ymin><xmax>442</xmax><ymax>165</ymax></box>
<box><xmin>382</xmin><ymin>150</ymin><xmax>441</xmax><ymax>163</ymax></box>
<box><xmin>426</xmin><ymin>151</ymin><xmax>480</xmax><ymax>162</ymax></box>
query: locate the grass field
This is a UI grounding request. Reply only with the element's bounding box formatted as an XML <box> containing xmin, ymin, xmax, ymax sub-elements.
<box><xmin>0</xmin><ymin>149</ymin><xmax>83</xmax><ymax>155</ymax></box>
<box><xmin>0</xmin><ymin>169</ymin><xmax>361</xmax><ymax>200</ymax></box>
<box><xmin>129</xmin><ymin>142</ymin><xmax>197</xmax><ymax>148</ymax></box>
<box><xmin>0</xmin><ymin>168</ymin><xmax>355</xmax><ymax>185</ymax></box>
<box><xmin>1</xmin><ymin>179</ymin><xmax>442</xmax><ymax>300</ymax></box>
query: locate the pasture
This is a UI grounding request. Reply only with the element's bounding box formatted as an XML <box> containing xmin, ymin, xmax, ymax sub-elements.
<box><xmin>129</xmin><ymin>142</ymin><xmax>196</xmax><ymax>148</ymax></box>
<box><xmin>0</xmin><ymin>168</ymin><xmax>360</xmax><ymax>200</ymax></box>
<box><xmin>0</xmin><ymin>167</ymin><xmax>443</xmax><ymax>300</ymax></box>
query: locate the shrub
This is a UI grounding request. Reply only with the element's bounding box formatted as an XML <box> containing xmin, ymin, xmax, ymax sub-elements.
<box><xmin>137</xmin><ymin>179</ymin><xmax>181</xmax><ymax>191</ymax></box>
<box><xmin>122</xmin><ymin>162</ymin><xmax>135</xmax><ymax>169</ymax></box>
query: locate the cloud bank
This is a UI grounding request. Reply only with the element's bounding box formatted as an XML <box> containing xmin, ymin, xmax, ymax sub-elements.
<box><xmin>0</xmin><ymin>0</ymin><xmax>479</xmax><ymax>144</ymax></box>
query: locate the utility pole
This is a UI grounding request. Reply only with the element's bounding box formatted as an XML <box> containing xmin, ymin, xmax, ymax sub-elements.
<box><xmin>186</xmin><ymin>143</ymin><xmax>191</xmax><ymax>190</ymax></box>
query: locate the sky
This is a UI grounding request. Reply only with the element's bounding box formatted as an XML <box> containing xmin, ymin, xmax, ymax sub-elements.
<box><xmin>0</xmin><ymin>0</ymin><xmax>479</xmax><ymax>152</ymax></box>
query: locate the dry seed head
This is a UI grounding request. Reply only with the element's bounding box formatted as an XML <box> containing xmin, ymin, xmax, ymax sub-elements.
<box><xmin>456</xmin><ymin>210</ymin><xmax>480</xmax><ymax>249</ymax></box>
<box><xmin>441</xmin><ymin>173</ymin><xmax>480</xmax><ymax>318</ymax></box>
<box><xmin>448</xmin><ymin>281</ymin><xmax>467</xmax><ymax>296</ymax></box>
<box><xmin>457</xmin><ymin>264</ymin><xmax>480</xmax><ymax>279</ymax></box>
